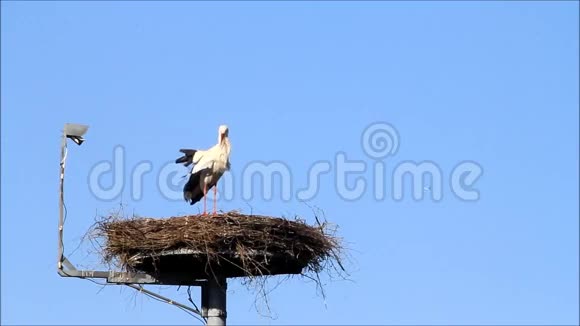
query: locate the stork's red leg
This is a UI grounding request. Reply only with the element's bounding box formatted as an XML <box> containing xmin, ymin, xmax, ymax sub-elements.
<box><xmin>213</xmin><ymin>183</ymin><xmax>217</xmax><ymax>215</ymax></box>
<box><xmin>203</xmin><ymin>183</ymin><xmax>207</xmax><ymax>215</ymax></box>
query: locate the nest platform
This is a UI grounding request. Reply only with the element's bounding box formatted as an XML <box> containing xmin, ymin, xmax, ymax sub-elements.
<box><xmin>95</xmin><ymin>211</ymin><xmax>340</xmax><ymax>279</ymax></box>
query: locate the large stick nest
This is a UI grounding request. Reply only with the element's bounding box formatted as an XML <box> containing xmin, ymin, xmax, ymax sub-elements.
<box><xmin>92</xmin><ymin>211</ymin><xmax>344</xmax><ymax>279</ymax></box>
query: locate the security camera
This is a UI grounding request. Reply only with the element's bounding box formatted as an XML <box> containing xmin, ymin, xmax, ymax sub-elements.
<box><xmin>67</xmin><ymin>135</ymin><xmax>85</xmax><ymax>145</ymax></box>
<box><xmin>64</xmin><ymin>123</ymin><xmax>89</xmax><ymax>146</ymax></box>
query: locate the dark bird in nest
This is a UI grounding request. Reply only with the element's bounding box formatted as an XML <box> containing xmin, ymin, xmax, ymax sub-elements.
<box><xmin>175</xmin><ymin>125</ymin><xmax>231</xmax><ymax>215</ymax></box>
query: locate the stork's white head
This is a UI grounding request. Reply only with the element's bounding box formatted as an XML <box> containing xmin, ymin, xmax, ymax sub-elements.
<box><xmin>218</xmin><ymin>124</ymin><xmax>229</xmax><ymax>144</ymax></box>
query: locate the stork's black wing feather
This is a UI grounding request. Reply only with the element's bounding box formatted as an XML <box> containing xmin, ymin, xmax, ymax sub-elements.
<box><xmin>183</xmin><ymin>167</ymin><xmax>217</xmax><ymax>205</ymax></box>
<box><xmin>175</xmin><ymin>149</ymin><xmax>198</xmax><ymax>167</ymax></box>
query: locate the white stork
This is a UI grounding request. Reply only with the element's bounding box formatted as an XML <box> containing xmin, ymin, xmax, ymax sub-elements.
<box><xmin>175</xmin><ymin>124</ymin><xmax>231</xmax><ymax>215</ymax></box>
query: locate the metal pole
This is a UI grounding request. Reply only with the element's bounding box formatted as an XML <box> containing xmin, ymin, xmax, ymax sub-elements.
<box><xmin>57</xmin><ymin>132</ymin><xmax>66</xmax><ymax>270</ymax></box>
<box><xmin>203</xmin><ymin>276</ymin><xmax>227</xmax><ymax>326</ymax></box>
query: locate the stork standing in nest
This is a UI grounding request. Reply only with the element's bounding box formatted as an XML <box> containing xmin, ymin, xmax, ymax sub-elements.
<box><xmin>175</xmin><ymin>125</ymin><xmax>231</xmax><ymax>215</ymax></box>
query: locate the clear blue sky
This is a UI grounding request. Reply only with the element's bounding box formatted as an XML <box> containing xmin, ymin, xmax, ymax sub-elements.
<box><xmin>1</xmin><ymin>2</ymin><xmax>578</xmax><ymax>325</ymax></box>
